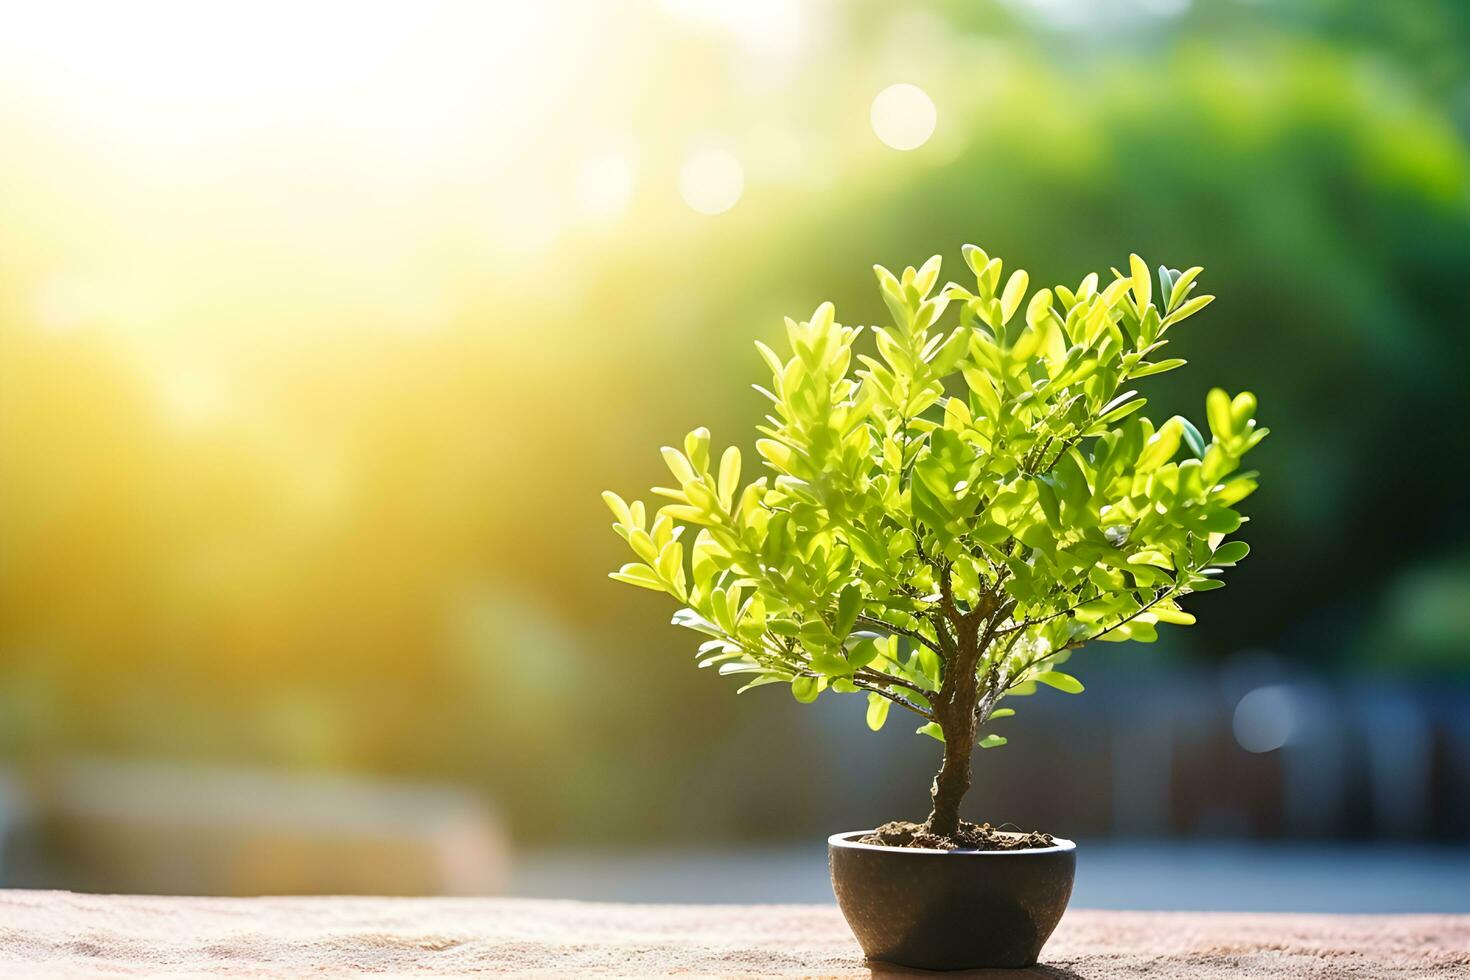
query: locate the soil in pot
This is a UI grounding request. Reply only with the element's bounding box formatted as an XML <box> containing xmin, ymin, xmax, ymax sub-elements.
<box><xmin>860</xmin><ymin>819</ymin><xmax>1055</xmax><ymax>851</ymax></box>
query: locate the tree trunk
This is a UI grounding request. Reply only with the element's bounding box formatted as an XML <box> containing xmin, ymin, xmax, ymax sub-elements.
<box><xmin>924</xmin><ymin>717</ymin><xmax>975</xmax><ymax>838</ymax></box>
<box><xmin>922</xmin><ymin>628</ymin><xmax>982</xmax><ymax>839</ymax></box>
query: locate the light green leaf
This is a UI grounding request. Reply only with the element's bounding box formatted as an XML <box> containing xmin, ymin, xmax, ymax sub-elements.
<box><xmin>1165</xmin><ymin>293</ymin><xmax>1214</xmax><ymax>325</ymax></box>
<box><xmin>1034</xmin><ymin>671</ymin><xmax>1085</xmax><ymax>694</ymax></box>
<box><xmin>660</xmin><ymin>446</ymin><xmax>697</xmax><ymax>486</ymax></box>
<box><xmin>1137</xmin><ymin>419</ymin><xmax>1182</xmax><ymax>471</ymax></box>
<box><xmin>683</xmin><ymin>427</ymin><xmax>711</xmax><ymax>472</ymax></box>
<box><xmin>601</xmin><ymin>490</ymin><xmax>632</xmax><ymax>524</ymax></box>
<box><xmin>791</xmin><ymin>676</ymin><xmax>821</xmax><ymax>703</ymax></box>
<box><xmin>809</xmin><ymin>652</ymin><xmax>852</xmax><ymax>676</ymax></box>
<box><xmin>916</xmin><ymin>722</ymin><xmax>945</xmax><ymax>742</ymax></box>
<box><xmin>717</xmin><ymin>446</ymin><xmax>741</xmax><ymax>508</ymax></box>
<box><xmin>608</xmin><ymin>563</ymin><xmax>665</xmax><ymax>592</ymax></box>
<box><xmin>1168</xmin><ymin>266</ymin><xmax>1203</xmax><ymax>310</ymax></box>
<box><xmin>1206</xmin><ymin>388</ymin><xmax>1233</xmax><ymax>441</ymax></box>
<box><xmin>1211</xmin><ymin>540</ymin><xmax>1250</xmax><ymax>565</ymax></box>
<box><xmin>1000</xmin><ymin>269</ymin><xmax>1029</xmax><ymax>324</ymax></box>
<box><xmin>866</xmin><ymin>693</ymin><xmax>890</xmax><ymax>732</ymax></box>
<box><xmin>835</xmin><ymin>584</ymin><xmax>862</xmax><ymax>637</ymax></box>
<box><xmin>1128</xmin><ymin>253</ymin><xmax>1151</xmax><ymax>310</ymax></box>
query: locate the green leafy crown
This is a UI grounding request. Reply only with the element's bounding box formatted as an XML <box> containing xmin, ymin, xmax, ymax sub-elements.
<box><xmin>604</xmin><ymin>246</ymin><xmax>1265</xmax><ymax>747</ymax></box>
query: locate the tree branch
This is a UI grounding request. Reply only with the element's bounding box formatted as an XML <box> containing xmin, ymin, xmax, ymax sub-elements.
<box><xmin>854</xmin><ymin>613</ymin><xmax>946</xmax><ymax>659</ymax></box>
<box><xmin>854</xmin><ymin>667</ymin><xmax>930</xmax><ymax>697</ymax></box>
<box><xmin>1001</xmin><ymin>586</ymin><xmax>1175</xmax><ymax>692</ymax></box>
<box><xmin>848</xmin><ymin>677</ymin><xmax>934</xmax><ymax>720</ymax></box>
<box><xmin>992</xmin><ymin>595</ymin><xmax>1089</xmax><ymax>637</ymax></box>
<box><xmin>937</xmin><ymin>560</ymin><xmax>964</xmax><ymax>628</ymax></box>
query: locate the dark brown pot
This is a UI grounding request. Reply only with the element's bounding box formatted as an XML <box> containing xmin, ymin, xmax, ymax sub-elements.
<box><xmin>828</xmin><ymin>830</ymin><xmax>1076</xmax><ymax>970</ymax></box>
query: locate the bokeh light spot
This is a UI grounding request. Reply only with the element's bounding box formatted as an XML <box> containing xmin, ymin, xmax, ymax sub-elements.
<box><xmin>870</xmin><ymin>83</ymin><xmax>937</xmax><ymax>151</ymax></box>
<box><xmin>679</xmin><ymin>148</ymin><xmax>744</xmax><ymax>215</ymax></box>
<box><xmin>1233</xmin><ymin>685</ymin><xmax>1296</xmax><ymax>754</ymax></box>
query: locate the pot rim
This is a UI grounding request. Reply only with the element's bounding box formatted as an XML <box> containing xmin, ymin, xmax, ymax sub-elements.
<box><xmin>828</xmin><ymin>829</ymin><xmax>1077</xmax><ymax>856</ymax></box>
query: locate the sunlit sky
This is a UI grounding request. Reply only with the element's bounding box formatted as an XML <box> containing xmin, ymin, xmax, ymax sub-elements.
<box><xmin>0</xmin><ymin>1</ymin><xmax>952</xmax><ymax>356</ymax></box>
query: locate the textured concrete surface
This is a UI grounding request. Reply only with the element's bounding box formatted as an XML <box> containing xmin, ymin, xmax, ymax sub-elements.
<box><xmin>0</xmin><ymin>891</ymin><xmax>1466</xmax><ymax>977</ymax></box>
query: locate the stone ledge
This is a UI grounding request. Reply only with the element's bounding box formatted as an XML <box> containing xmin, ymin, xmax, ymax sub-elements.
<box><xmin>0</xmin><ymin>891</ymin><xmax>1466</xmax><ymax>977</ymax></box>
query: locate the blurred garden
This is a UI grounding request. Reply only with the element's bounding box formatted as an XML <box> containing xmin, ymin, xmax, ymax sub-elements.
<box><xmin>0</xmin><ymin>0</ymin><xmax>1468</xmax><ymax>896</ymax></box>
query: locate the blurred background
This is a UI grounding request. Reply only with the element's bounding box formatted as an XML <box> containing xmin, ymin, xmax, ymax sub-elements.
<box><xmin>1</xmin><ymin>0</ymin><xmax>1468</xmax><ymax>910</ymax></box>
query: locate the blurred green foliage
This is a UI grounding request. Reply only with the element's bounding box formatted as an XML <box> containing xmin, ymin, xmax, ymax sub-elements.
<box><xmin>2</xmin><ymin>0</ymin><xmax>1468</xmax><ymax>842</ymax></box>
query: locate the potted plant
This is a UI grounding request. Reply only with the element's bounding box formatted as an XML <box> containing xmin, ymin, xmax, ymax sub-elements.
<box><xmin>603</xmin><ymin>245</ymin><xmax>1265</xmax><ymax>970</ymax></box>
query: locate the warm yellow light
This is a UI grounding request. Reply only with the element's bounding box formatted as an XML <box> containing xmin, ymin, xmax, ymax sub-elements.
<box><xmin>660</xmin><ymin>0</ymin><xmax>806</xmax><ymax>58</ymax></box>
<box><xmin>0</xmin><ymin>1</ymin><xmax>620</xmax><ymax>346</ymax></box>
<box><xmin>33</xmin><ymin>276</ymin><xmax>97</xmax><ymax>333</ymax></box>
<box><xmin>870</xmin><ymin>83</ymin><xmax>937</xmax><ymax>151</ymax></box>
<box><xmin>3</xmin><ymin>1</ymin><xmax>441</xmax><ymax>101</ymax></box>
<box><xmin>679</xmin><ymin>148</ymin><xmax>745</xmax><ymax>215</ymax></box>
<box><xmin>576</xmin><ymin>148</ymin><xmax>638</xmax><ymax>221</ymax></box>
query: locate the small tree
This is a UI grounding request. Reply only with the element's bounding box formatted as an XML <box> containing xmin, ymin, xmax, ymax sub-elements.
<box><xmin>603</xmin><ymin>246</ymin><xmax>1265</xmax><ymax>841</ymax></box>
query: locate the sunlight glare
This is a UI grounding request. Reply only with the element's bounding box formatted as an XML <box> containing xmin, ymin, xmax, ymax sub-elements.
<box><xmin>660</xmin><ymin>0</ymin><xmax>805</xmax><ymax>58</ymax></box>
<box><xmin>576</xmin><ymin>148</ymin><xmax>638</xmax><ymax>221</ymax></box>
<box><xmin>1</xmin><ymin>1</ymin><xmax>443</xmax><ymax>101</ymax></box>
<box><xmin>34</xmin><ymin>276</ymin><xmax>98</xmax><ymax>333</ymax></box>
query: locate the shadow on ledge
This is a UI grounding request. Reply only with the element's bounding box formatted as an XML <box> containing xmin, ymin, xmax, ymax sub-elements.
<box><xmin>869</xmin><ymin>962</ymin><xmax>1090</xmax><ymax>979</ymax></box>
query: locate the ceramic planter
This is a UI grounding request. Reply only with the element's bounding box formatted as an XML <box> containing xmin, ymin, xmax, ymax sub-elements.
<box><xmin>828</xmin><ymin>830</ymin><xmax>1076</xmax><ymax>970</ymax></box>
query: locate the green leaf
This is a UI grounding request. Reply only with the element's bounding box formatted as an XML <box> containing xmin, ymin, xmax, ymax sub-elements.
<box><xmin>1157</xmin><ymin>265</ymin><xmax>1177</xmax><ymax>300</ymax></box>
<box><xmin>916</xmin><ymin>647</ymin><xmax>941</xmax><ymax>688</ymax></box>
<box><xmin>979</xmin><ymin>734</ymin><xmax>1008</xmax><ymax>749</ymax></box>
<box><xmin>1034</xmin><ymin>671</ymin><xmax>1085</xmax><ymax>693</ymax></box>
<box><xmin>717</xmin><ymin>446</ymin><xmax>741</xmax><ymax>508</ymax></box>
<box><xmin>846</xmin><ymin>637</ymin><xmax>880</xmax><ymax>670</ymax></box>
<box><xmin>791</xmin><ymin>676</ymin><xmax>821</xmax><ymax>703</ymax></box>
<box><xmin>1167</xmin><ymin>266</ymin><xmax>1203</xmax><ymax>310</ymax></box>
<box><xmin>835</xmin><ymin>584</ymin><xmax>862</xmax><ymax>637</ymax></box>
<box><xmin>1129</xmin><ymin>357</ymin><xmax>1186</xmax><ymax>379</ymax></box>
<box><xmin>1000</xmin><ymin>269</ymin><xmax>1029</xmax><ymax>324</ymax></box>
<box><xmin>989</xmin><ymin>707</ymin><xmax>1015</xmax><ymax>719</ymax></box>
<box><xmin>1211</xmin><ymin>540</ymin><xmax>1250</xmax><ymax>565</ymax></box>
<box><xmin>961</xmin><ymin>244</ymin><xmax>989</xmax><ymax>276</ymax></box>
<box><xmin>1098</xmin><ymin>394</ymin><xmax>1146</xmax><ymax>425</ymax></box>
<box><xmin>1128</xmin><ymin>253</ymin><xmax>1151</xmax><ymax>310</ymax></box>
<box><xmin>601</xmin><ymin>490</ymin><xmax>632</xmax><ymax>524</ymax></box>
<box><xmin>915</xmin><ymin>722</ymin><xmax>945</xmax><ymax>742</ymax></box>
<box><xmin>1137</xmin><ymin>419</ymin><xmax>1181</xmax><ymax>471</ymax></box>
<box><xmin>735</xmin><ymin>675</ymin><xmax>786</xmax><ymax>694</ymax></box>
<box><xmin>1177</xmin><ymin>416</ymin><xmax>1207</xmax><ymax>458</ymax></box>
<box><xmin>608</xmin><ymin>563</ymin><xmax>664</xmax><ymax>592</ymax></box>
<box><xmin>1230</xmin><ymin>391</ymin><xmax>1258</xmax><ymax>430</ymax></box>
<box><xmin>661</xmin><ymin>446</ymin><xmax>697</xmax><ymax>486</ymax></box>
<box><xmin>683</xmin><ymin>427</ymin><xmax>711</xmax><ymax>473</ymax></box>
<box><xmin>866</xmin><ymin>693</ymin><xmax>890</xmax><ymax>732</ymax></box>
<box><xmin>1206</xmin><ymin>388</ymin><xmax>1233</xmax><ymax>441</ymax></box>
<box><xmin>1153</xmin><ymin>606</ymin><xmax>1196</xmax><ymax>625</ymax></box>
<box><xmin>1165</xmin><ymin>293</ymin><xmax>1214</xmax><ymax>325</ymax></box>
<box><xmin>809</xmin><ymin>652</ymin><xmax>851</xmax><ymax>676</ymax></box>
